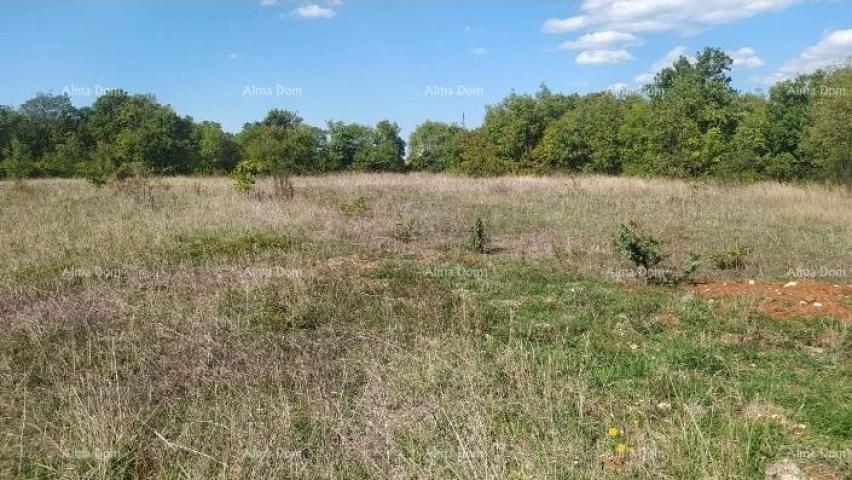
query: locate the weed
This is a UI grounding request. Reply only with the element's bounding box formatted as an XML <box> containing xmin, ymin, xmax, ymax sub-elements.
<box><xmin>711</xmin><ymin>239</ymin><xmax>752</xmax><ymax>270</ymax></box>
<box><xmin>614</xmin><ymin>224</ymin><xmax>701</xmax><ymax>284</ymax></box>
<box><xmin>112</xmin><ymin>177</ymin><xmax>170</xmax><ymax>207</ymax></box>
<box><xmin>170</xmin><ymin>229</ymin><xmax>294</xmax><ymax>263</ymax></box>
<box><xmin>340</xmin><ymin>195</ymin><xmax>369</xmax><ymax>217</ymax></box>
<box><xmin>392</xmin><ymin>218</ymin><xmax>418</xmax><ymax>243</ymax></box>
<box><xmin>273</xmin><ymin>173</ymin><xmax>295</xmax><ymax>200</ymax></box>
<box><xmin>470</xmin><ymin>216</ymin><xmax>489</xmax><ymax>254</ymax></box>
<box><xmin>614</xmin><ymin>223</ymin><xmax>665</xmax><ymax>270</ymax></box>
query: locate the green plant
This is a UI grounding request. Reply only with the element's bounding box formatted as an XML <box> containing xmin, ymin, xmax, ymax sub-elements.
<box><xmin>614</xmin><ymin>223</ymin><xmax>701</xmax><ymax>284</ymax></box>
<box><xmin>340</xmin><ymin>196</ymin><xmax>369</xmax><ymax>217</ymax></box>
<box><xmin>470</xmin><ymin>216</ymin><xmax>489</xmax><ymax>254</ymax></box>
<box><xmin>77</xmin><ymin>148</ymin><xmax>116</xmax><ymax>188</ymax></box>
<box><xmin>614</xmin><ymin>223</ymin><xmax>665</xmax><ymax>270</ymax></box>
<box><xmin>392</xmin><ymin>218</ymin><xmax>418</xmax><ymax>243</ymax></box>
<box><xmin>170</xmin><ymin>229</ymin><xmax>294</xmax><ymax>263</ymax></box>
<box><xmin>711</xmin><ymin>239</ymin><xmax>752</xmax><ymax>270</ymax></box>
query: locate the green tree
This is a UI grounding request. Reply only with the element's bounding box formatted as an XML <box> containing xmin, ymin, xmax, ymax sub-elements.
<box><xmin>87</xmin><ymin>90</ymin><xmax>200</xmax><ymax>174</ymax></box>
<box><xmin>0</xmin><ymin>106</ymin><xmax>18</xmax><ymax>167</ymax></box>
<box><xmin>38</xmin><ymin>134</ymin><xmax>90</xmax><ymax>177</ymax></box>
<box><xmin>326</xmin><ymin>121</ymin><xmax>373</xmax><ymax>171</ymax></box>
<box><xmin>197</xmin><ymin>121</ymin><xmax>241</xmax><ymax>173</ymax></box>
<box><xmin>454</xmin><ymin>129</ymin><xmax>514</xmax><ymax>176</ymax></box>
<box><xmin>0</xmin><ymin>138</ymin><xmax>36</xmax><ymax>179</ymax></box>
<box><xmin>482</xmin><ymin>93</ymin><xmax>538</xmax><ymax>165</ymax></box>
<box><xmin>717</xmin><ymin>94</ymin><xmax>770</xmax><ymax>181</ymax></box>
<box><xmin>802</xmin><ymin>65</ymin><xmax>852</xmax><ymax>184</ymax></box>
<box><xmin>618</xmin><ymin>94</ymin><xmax>655</xmax><ymax>176</ymax></box>
<box><xmin>351</xmin><ymin>120</ymin><xmax>405</xmax><ymax>172</ymax></box>
<box><xmin>764</xmin><ymin>73</ymin><xmax>824</xmax><ymax>179</ymax></box>
<box><xmin>407</xmin><ymin>121</ymin><xmax>464</xmax><ymax>172</ymax></box>
<box><xmin>533</xmin><ymin>93</ymin><xmax>624</xmax><ymax>174</ymax></box>
<box><xmin>233</xmin><ymin>110</ymin><xmax>327</xmax><ymax>192</ymax></box>
<box><xmin>643</xmin><ymin>47</ymin><xmax>739</xmax><ymax>177</ymax></box>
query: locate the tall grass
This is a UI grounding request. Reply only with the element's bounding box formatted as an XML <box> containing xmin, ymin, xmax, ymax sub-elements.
<box><xmin>0</xmin><ymin>175</ymin><xmax>849</xmax><ymax>478</ymax></box>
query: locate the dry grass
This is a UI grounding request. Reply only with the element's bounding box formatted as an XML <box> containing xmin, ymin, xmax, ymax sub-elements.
<box><xmin>0</xmin><ymin>174</ymin><xmax>850</xmax><ymax>479</ymax></box>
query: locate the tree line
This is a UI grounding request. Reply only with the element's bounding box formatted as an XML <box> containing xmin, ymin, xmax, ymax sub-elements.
<box><xmin>1</xmin><ymin>48</ymin><xmax>849</xmax><ymax>186</ymax></box>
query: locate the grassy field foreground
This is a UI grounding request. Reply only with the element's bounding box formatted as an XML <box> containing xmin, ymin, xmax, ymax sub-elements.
<box><xmin>1</xmin><ymin>174</ymin><xmax>850</xmax><ymax>479</ymax></box>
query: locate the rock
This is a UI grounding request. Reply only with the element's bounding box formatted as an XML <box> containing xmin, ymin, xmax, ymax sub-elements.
<box><xmin>749</xmin><ymin>280</ymin><xmax>756</xmax><ymax>285</ymax></box>
<box><xmin>784</xmin><ymin>282</ymin><xmax>798</xmax><ymax>288</ymax></box>
<box><xmin>813</xmin><ymin>302</ymin><xmax>823</xmax><ymax>308</ymax></box>
<box><xmin>765</xmin><ymin>458</ymin><xmax>804</xmax><ymax>480</ymax></box>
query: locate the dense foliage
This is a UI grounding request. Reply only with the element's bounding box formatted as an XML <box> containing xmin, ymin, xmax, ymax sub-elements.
<box><xmin>1</xmin><ymin>48</ymin><xmax>849</xmax><ymax>185</ymax></box>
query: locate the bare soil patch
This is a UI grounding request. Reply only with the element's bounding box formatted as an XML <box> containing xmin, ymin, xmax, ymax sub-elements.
<box><xmin>692</xmin><ymin>280</ymin><xmax>852</xmax><ymax>321</ymax></box>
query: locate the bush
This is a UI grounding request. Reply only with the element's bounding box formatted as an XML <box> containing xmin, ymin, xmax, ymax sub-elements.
<box><xmin>340</xmin><ymin>196</ymin><xmax>368</xmax><ymax>217</ymax></box>
<box><xmin>614</xmin><ymin>223</ymin><xmax>665</xmax><ymax>270</ymax></box>
<box><xmin>77</xmin><ymin>146</ymin><xmax>117</xmax><ymax>187</ymax></box>
<box><xmin>469</xmin><ymin>217</ymin><xmax>489</xmax><ymax>254</ymax></box>
<box><xmin>710</xmin><ymin>239</ymin><xmax>751</xmax><ymax>270</ymax></box>
<box><xmin>613</xmin><ymin>223</ymin><xmax>701</xmax><ymax>285</ymax></box>
<box><xmin>392</xmin><ymin>218</ymin><xmax>418</xmax><ymax>243</ymax></box>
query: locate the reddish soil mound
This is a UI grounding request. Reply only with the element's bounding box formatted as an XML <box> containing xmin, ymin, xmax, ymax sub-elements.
<box><xmin>692</xmin><ymin>281</ymin><xmax>852</xmax><ymax>321</ymax></box>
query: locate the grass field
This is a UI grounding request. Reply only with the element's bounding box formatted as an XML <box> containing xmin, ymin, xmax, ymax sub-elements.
<box><xmin>1</xmin><ymin>174</ymin><xmax>850</xmax><ymax>479</ymax></box>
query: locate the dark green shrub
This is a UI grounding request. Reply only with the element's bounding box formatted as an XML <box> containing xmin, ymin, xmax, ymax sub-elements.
<box><xmin>614</xmin><ymin>223</ymin><xmax>665</xmax><ymax>270</ymax></box>
<box><xmin>614</xmin><ymin>223</ymin><xmax>701</xmax><ymax>284</ymax></box>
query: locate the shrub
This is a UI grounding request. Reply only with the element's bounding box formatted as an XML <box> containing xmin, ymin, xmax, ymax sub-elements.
<box><xmin>340</xmin><ymin>196</ymin><xmax>369</xmax><ymax>217</ymax></box>
<box><xmin>613</xmin><ymin>223</ymin><xmax>701</xmax><ymax>285</ymax></box>
<box><xmin>710</xmin><ymin>239</ymin><xmax>751</xmax><ymax>270</ymax></box>
<box><xmin>614</xmin><ymin>223</ymin><xmax>665</xmax><ymax>270</ymax></box>
<box><xmin>392</xmin><ymin>218</ymin><xmax>418</xmax><ymax>243</ymax></box>
<box><xmin>469</xmin><ymin>217</ymin><xmax>489</xmax><ymax>254</ymax></box>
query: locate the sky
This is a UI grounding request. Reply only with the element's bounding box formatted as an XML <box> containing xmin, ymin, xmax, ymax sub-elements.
<box><xmin>1</xmin><ymin>0</ymin><xmax>851</xmax><ymax>138</ymax></box>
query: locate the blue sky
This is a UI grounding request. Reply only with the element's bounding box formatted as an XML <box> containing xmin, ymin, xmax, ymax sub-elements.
<box><xmin>1</xmin><ymin>0</ymin><xmax>850</xmax><ymax>138</ymax></box>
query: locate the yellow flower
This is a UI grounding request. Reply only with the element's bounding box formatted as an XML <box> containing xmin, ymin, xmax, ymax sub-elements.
<box><xmin>615</xmin><ymin>443</ymin><xmax>627</xmax><ymax>454</ymax></box>
<box><xmin>607</xmin><ymin>427</ymin><xmax>619</xmax><ymax>438</ymax></box>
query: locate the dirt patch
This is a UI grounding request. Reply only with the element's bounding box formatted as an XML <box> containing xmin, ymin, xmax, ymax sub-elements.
<box><xmin>692</xmin><ymin>281</ymin><xmax>852</xmax><ymax>321</ymax></box>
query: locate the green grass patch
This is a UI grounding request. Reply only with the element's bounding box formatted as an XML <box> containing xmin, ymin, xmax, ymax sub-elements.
<box><xmin>169</xmin><ymin>229</ymin><xmax>296</xmax><ymax>264</ymax></box>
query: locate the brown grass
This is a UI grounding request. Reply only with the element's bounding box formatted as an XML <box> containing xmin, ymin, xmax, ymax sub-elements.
<box><xmin>1</xmin><ymin>174</ymin><xmax>850</xmax><ymax>479</ymax></box>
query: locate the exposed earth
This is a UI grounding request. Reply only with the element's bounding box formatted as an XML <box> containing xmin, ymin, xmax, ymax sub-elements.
<box><xmin>692</xmin><ymin>280</ymin><xmax>852</xmax><ymax>321</ymax></box>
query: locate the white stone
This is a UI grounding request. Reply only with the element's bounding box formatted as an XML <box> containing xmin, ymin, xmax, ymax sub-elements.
<box><xmin>765</xmin><ymin>458</ymin><xmax>804</xmax><ymax>480</ymax></box>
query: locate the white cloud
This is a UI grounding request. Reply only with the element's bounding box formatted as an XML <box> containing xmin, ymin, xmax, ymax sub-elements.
<box><xmin>471</xmin><ymin>47</ymin><xmax>488</xmax><ymax>56</ymax></box>
<box><xmin>227</xmin><ymin>52</ymin><xmax>240</xmax><ymax>60</ymax></box>
<box><xmin>542</xmin><ymin>16</ymin><xmax>588</xmax><ymax>34</ymax></box>
<box><xmin>634</xmin><ymin>46</ymin><xmax>693</xmax><ymax>84</ymax></box>
<box><xmin>558</xmin><ymin>31</ymin><xmax>643</xmax><ymax>50</ymax></box>
<box><xmin>260</xmin><ymin>0</ymin><xmax>281</xmax><ymax>6</ymax></box>
<box><xmin>754</xmin><ymin>29</ymin><xmax>852</xmax><ymax>85</ymax></box>
<box><xmin>729</xmin><ymin>47</ymin><xmax>765</xmax><ymax>68</ymax></box>
<box><xmin>543</xmin><ymin>0</ymin><xmax>811</xmax><ymax>35</ymax></box>
<box><xmin>576</xmin><ymin>49</ymin><xmax>634</xmax><ymax>65</ymax></box>
<box><xmin>292</xmin><ymin>4</ymin><xmax>336</xmax><ymax>19</ymax></box>
<box><xmin>778</xmin><ymin>29</ymin><xmax>852</xmax><ymax>76</ymax></box>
